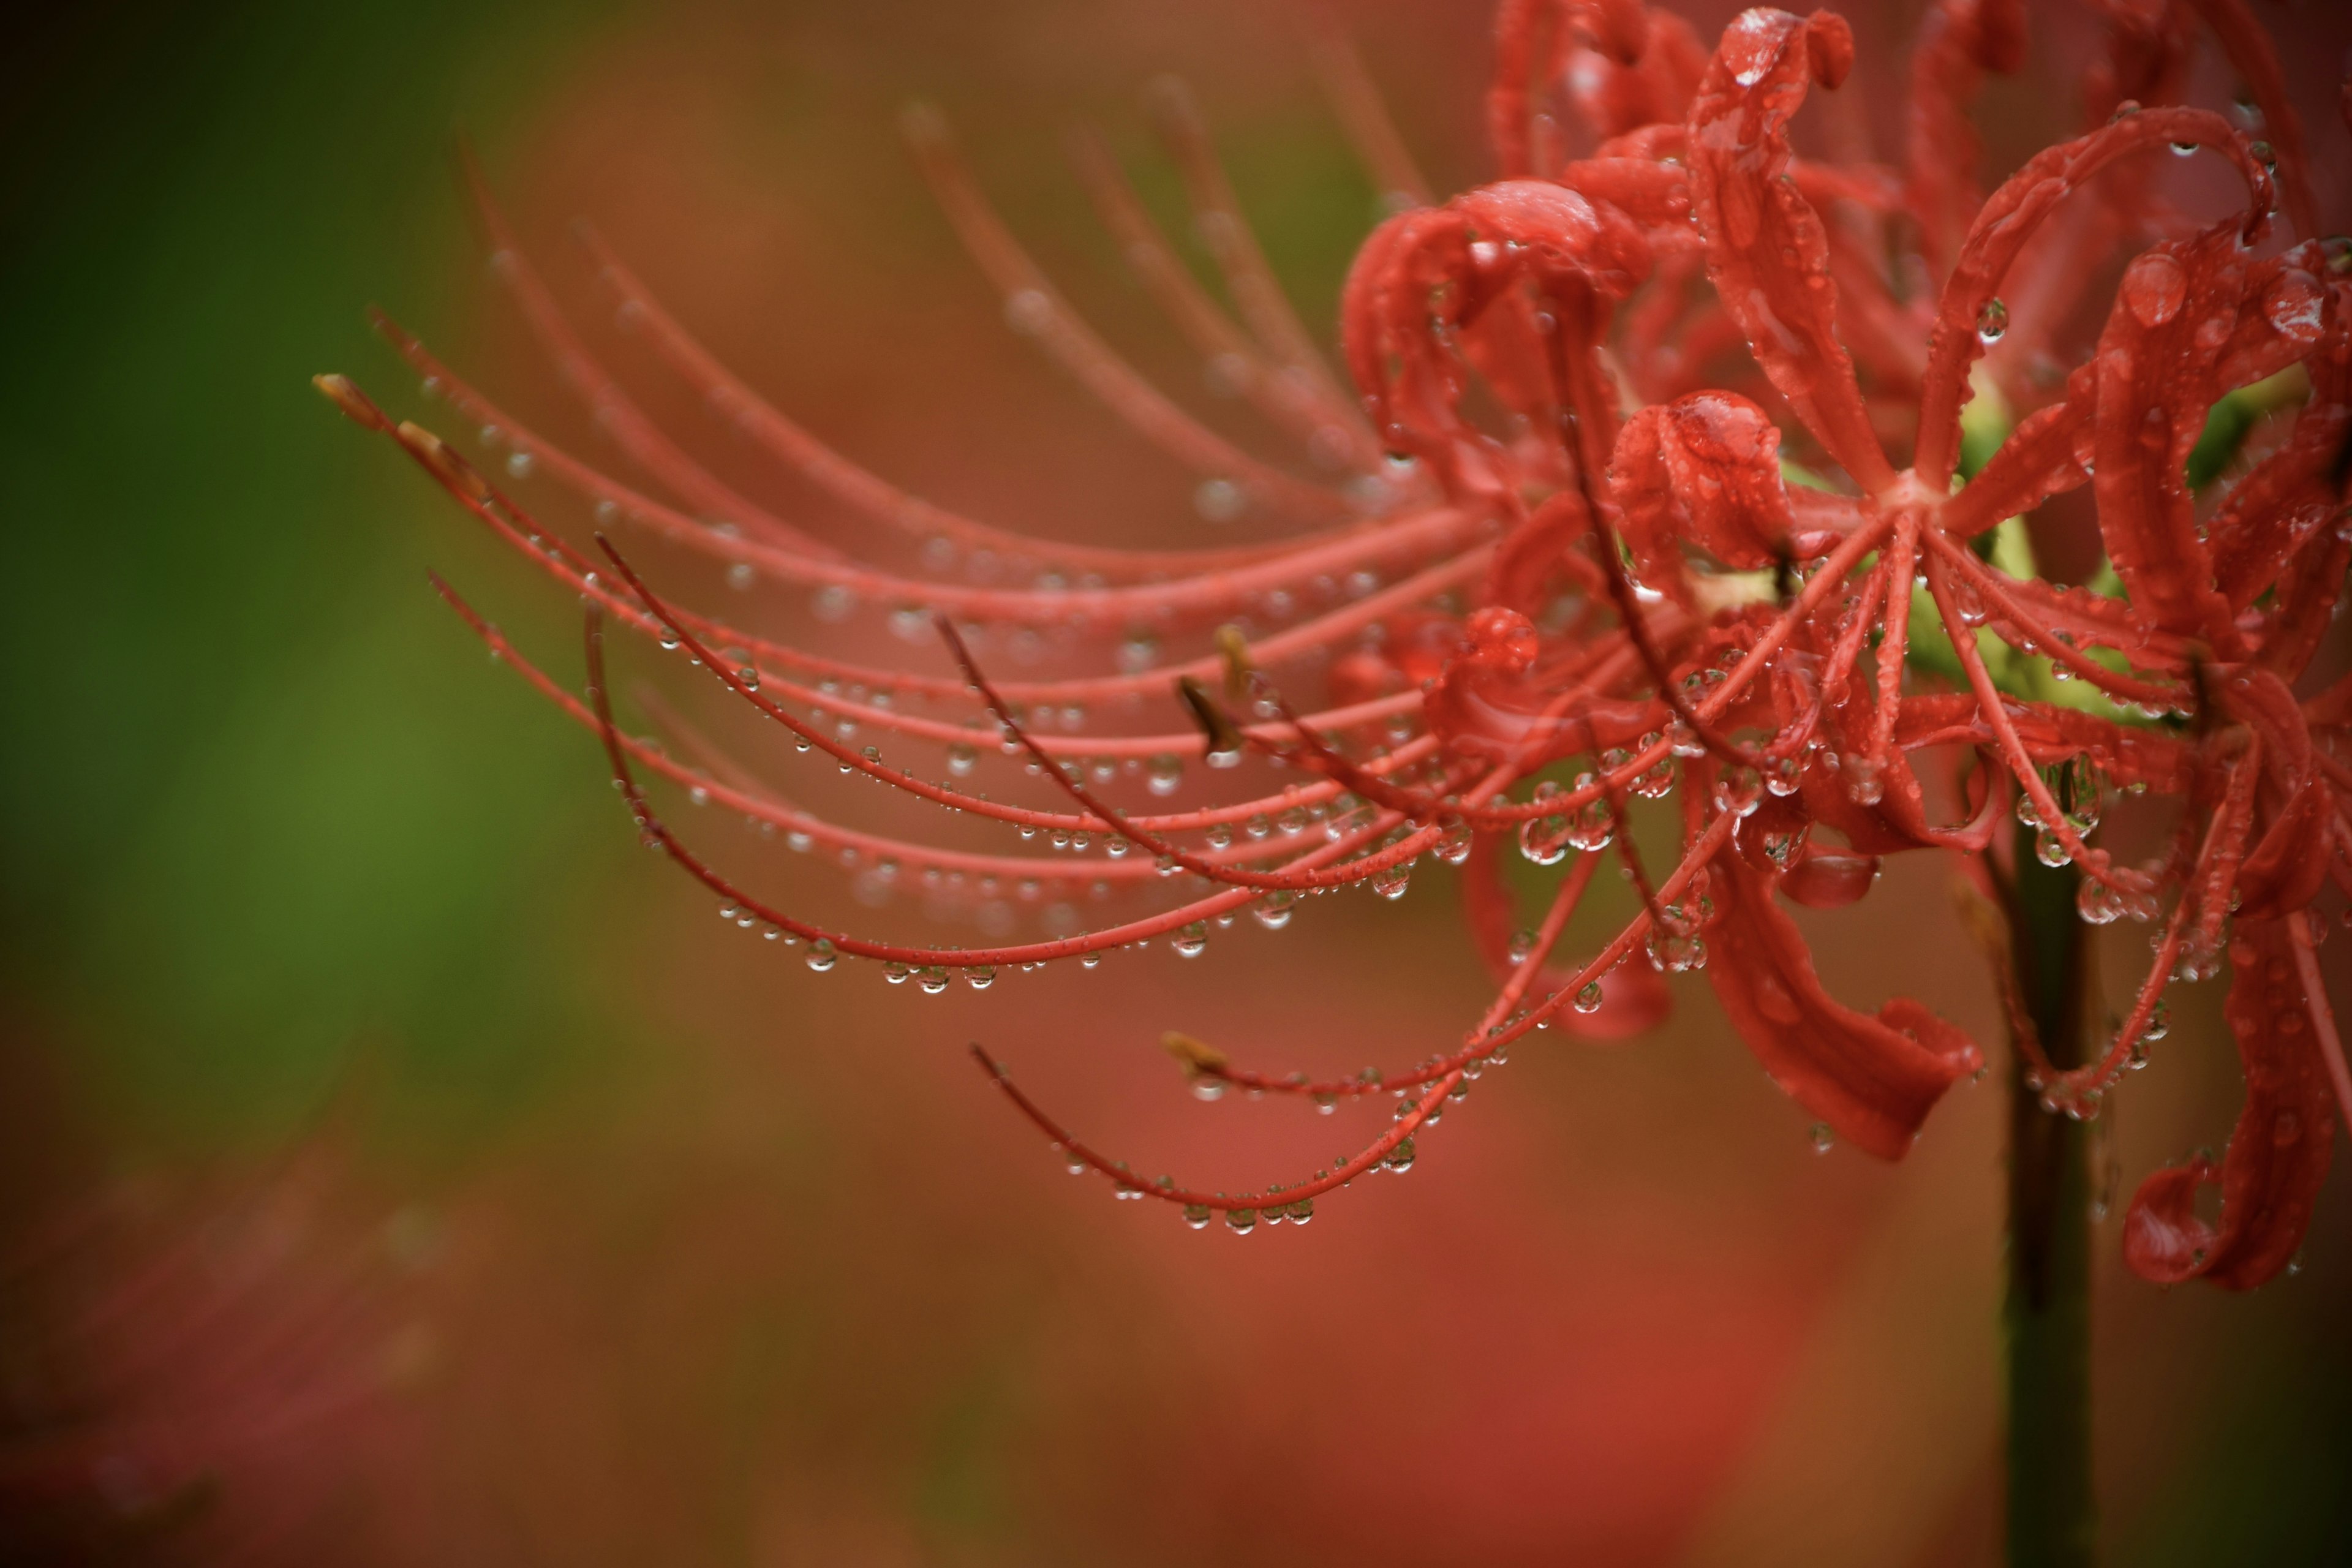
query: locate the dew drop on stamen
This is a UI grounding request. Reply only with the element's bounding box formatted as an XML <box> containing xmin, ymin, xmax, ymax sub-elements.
<box><xmin>1182</xmin><ymin>1204</ymin><xmax>1212</xmax><ymax>1230</ymax></box>
<box><xmin>1810</xmin><ymin>1121</ymin><xmax>1835</xmax><ymax>1154</ymax></box>
<box><xmin>1253</xmin><ymin>889</ymin><xmax>1297</xmax><ymax>929</ymax></box>
<box><xmin>805</xmin><ymin>939</ymin><xmax>839</xmax><ymax>973</ymax></box>
<box><xmin>1003</xmin><ymin>288</ymin><xmax>1052</xmax><ymax>334</ymax></box>
<box><xmin>1194</xmin><ymin>478</ymin><xmax>1245</xmax><ymax>522</ymax></box>
<box><xmin>1975</xmin><ymin>297</ymin><xmax>2008</xmax><ymax>344</ymax></box>
<box><xmin>1146</xmin><ymin>754</ymin><xmax>1183</xmax><ymax>796</ymax></box>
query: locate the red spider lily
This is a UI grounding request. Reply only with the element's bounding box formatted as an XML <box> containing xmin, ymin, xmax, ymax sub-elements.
<box><xmin>321</xmin><ymin>0</ymin><xmax>2351</xmax><ymax>1283</ymax></box>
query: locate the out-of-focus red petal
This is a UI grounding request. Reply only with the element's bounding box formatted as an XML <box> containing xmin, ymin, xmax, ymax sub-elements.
<box><xmin>2220</xmin><ymin>667</ymin><xmax>2332</xmax><ymax>921</ymax></box>
<box><xmin>1904</xmin><ymin>0</ymin><xmax>2026</xmax><ymax>274</ymax></box>
<box><xmin>1488</xmin><ymin>0</ymin><xmax>1649</xmax><ymax>176</ymax></box>
<box><xmin>2180</xmin><ymin>0</ymin><xmax>2319</xmax><ymax>240</ymax></box>
<box><xmin>1564</xmin><ymin>8</ymin><xmax>1709</xmax><ymax>141</ymax></box>
<box><xmin>1461</xmin><ymin>830</ymin><xmax>1673</xmax><ymax>1040</ymax></box>
<box><xmin>2123</xmin><ymin>919</ymin><xmax>2338</xmax><ymax>1289</ymax></box>
<box><xmin>1706</xmin><ymin>852</ymin><xmax>1982</xmax><ymax>1159</ymax></box>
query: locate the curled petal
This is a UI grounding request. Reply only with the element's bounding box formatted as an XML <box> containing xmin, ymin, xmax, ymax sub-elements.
<box><xmin>1610</xmin><ymin>391</ymin><xmax>1801</xmax><ymax>593</ymax></box>
<box><xmin>1685</xmin><ymin>7</ymin><xmax>1893</xmax><ymax>493</ymax></box>
<box><xmin>1912</xmin><ymin>105</ymin><xmax>2266</xmax><ymax>490</ymax></box>
<box><xmin>1707</xmin><ymin>853</ymin><xmax>1982</xmax><ymax>1159</ymax></box>
<box><xmin>2124</xmin><ymin>920</ymin><xmax>2337</xmax><ymax>1289</ymax></box>
<box><xmin>2090</xmin><ymin>229</ymin><xmax>2268</xmax><ymax>652</ymax></box>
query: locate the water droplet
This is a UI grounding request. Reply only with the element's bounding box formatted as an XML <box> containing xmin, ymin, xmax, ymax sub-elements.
<box><xmin>2119</xmin><ymin>251</ymin><xmax>2187</xmax><ymax>329</ymax></box>
<box><xmin>1224</xmin><ymin>1207</ymin><xmax>1257</xmax><ymax>1235</ymax></box>
<box><xmin>1712</xmin><ymin>764</ymin><xmax>1763</xmax><ymax>818</ymax></box>
<box><xmin>1646</xmin><ymin>930</ymin><xmax>1706</xmax><ymax>973</ymax></box>
<box><xmin>1845</xmin><ymin>755</ymin><xmax>1886</xmax><ymax>807</ymax></box>
<box><xmin>1385</xmin><ymin>1137</ymin><xmax>1417</xmax><ymax>1173</ymax></box>
<box><xmin>1194</xmin><ymin>478</ymin><xmax>1245</xmax><ymax>522</ymax></box>
<box><xmin>2076</xmin><ymin>879</ymin><xmax>2126</xmax><ymax>925</ymax></box>
<box><xmin>946</xmin><ymin>743</ymin><xmax>978</xmax><ymax>777</ymax></box>
<box><xmin>1574</xmin><ymin>981</ymin><xmax>1604</xmax><ymax>1014</ymax></box>
<box><xmin>1810</xmin><ymin>1121</ymin><xmax>1835</xmax><ymax>1154</ymax></box>
<box><xmin>1004</xmin><ymin>288</ymin><xmax>1053</xmax><ymax>334</ymax></box>
<box><xmin>918</xmin><ymin>965</ymin><xmax>952</xmax><ymax>995</ymax></box>
<box><xmin>1253</xmin><ymin>889</ymin><xmax>1298</xmax><ymax>930</ymax></box>
<box><xmin>806</xmin><ymin>938</ymin><xmax>839</xmax><ymax>973</ymax></box>
<box><xmin>1146</xmin><ymin>754</ymin><xmax>1183</xmax><ymax>796</ymax></box>
<box><xmin>1371</xmin><ymin>862</ymin><xmax>1412</xmax><ymax>900</ymax></box>
<box><xmin>2035</xmin><ymin>826</ymin><xmax>2072</xmax><ymax>868</ymax></box>
<box><xmin>1172</xmin><ymin>921</ymin><xmax>1210</xmax><ymax>958</ymax></box>
<box><xmin>1434</xmin><ymin>818</ymin><xmax>1474</xmax><ymax>865</ymax></box>
<box><xmin>1182</xmin><ymin>1203</ymin><xmax>1212</xmax><ymax>1230</ymax></box>
<box><xmin>964</xmin><ymin>965</ymin><xmax>996</xmax><ymax>990</ymax></box>
<box><xmin>1975</xmin><ymin>297</ymin><xmax>2009</xmax><ymax>344</ymax></box>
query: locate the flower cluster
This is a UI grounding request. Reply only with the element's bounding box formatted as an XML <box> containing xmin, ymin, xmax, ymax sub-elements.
<box><xmin>321</xmin><ymin>0</ymin><xmax>2350</xmax><ymax>1283</ymax></box>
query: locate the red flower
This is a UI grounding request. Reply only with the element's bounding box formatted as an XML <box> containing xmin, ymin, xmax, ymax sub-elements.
<box><xmin>320</xmin><ymin>0</ymin><xmax>2350</xmax><ymax>1281</ymax></box>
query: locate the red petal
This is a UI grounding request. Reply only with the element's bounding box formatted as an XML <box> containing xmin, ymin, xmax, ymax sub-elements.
<box><xmin>2123</xmin><ymin>919</ymin><xmax>2338</xmax><ymax>1289</ymax></box>
<box><xmin>1685</xmin><ymin>7</ymin><xmax>1893</xmax><ymax>493</ymax></box>
<box><xmin>1707</xmin><ymin>852</ymin><xmax>1982</xmax><ymax>1158</ymax></box>
<box><xmin>1608</xmin><ymin>393</ymin><xmax>1800</xmax><ymax>588</ymax></box>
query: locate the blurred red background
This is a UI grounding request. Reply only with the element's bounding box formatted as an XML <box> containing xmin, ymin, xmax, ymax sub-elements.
<box><xmin>3</xmin><ymin>1</ymin><xmax>2347</xmax><ymax>1562</ymax></box>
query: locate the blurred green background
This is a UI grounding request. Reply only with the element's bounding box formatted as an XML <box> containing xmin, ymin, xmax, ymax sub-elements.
<box><xmin>2</xmin><ymin>2</ymin><xmax>2346</xmax><ymax>1564</ymax></box>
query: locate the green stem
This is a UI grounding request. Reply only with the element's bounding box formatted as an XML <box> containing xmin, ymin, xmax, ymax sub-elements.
<box><xmin>2004</xmin><ymin>824</ymin><xmax>2097</xmax><ymax>1567</ymax></box>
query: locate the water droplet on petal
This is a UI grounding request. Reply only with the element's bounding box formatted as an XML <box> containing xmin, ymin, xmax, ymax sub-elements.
<box><xmin>2120</xmin><ymin>251</ymin><xmax>2187</xmax><ymax>329</ymax></box>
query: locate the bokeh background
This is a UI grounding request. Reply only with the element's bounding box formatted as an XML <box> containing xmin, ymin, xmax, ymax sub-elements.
<box><xmin>4</xmin><ymin>1</ymin><xmax>2349</xmax><ymax>1563</ymax></box>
